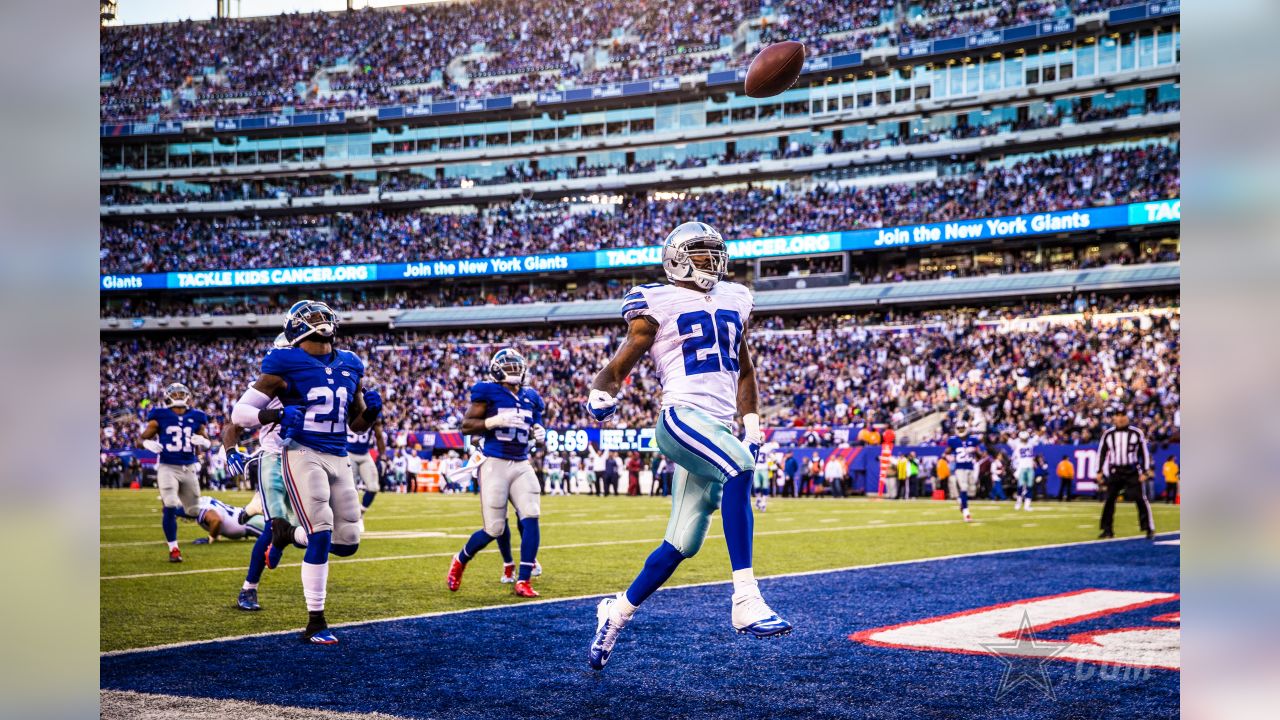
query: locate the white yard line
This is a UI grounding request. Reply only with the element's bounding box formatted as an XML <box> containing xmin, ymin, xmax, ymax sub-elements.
<box><xmin>102</xmin><ymin>513</ymin><xmax>1083</xmax><ymax>580</ymax></box>
<box><xmin>102</xmin><ymin>531</ymin><xmax>1180</xmax><ymax>657</ymax></box>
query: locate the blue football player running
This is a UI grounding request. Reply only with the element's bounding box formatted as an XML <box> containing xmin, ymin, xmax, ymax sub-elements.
<box><xmin>446</xmin><ymin>348</ymin><xmax>547</xmax><ymax>599</ymax></box>
<box><xmin>947</xmin><ymin>421</ymin><xmax>983</xmax><ymax>522</ymax></box>
<box><xmin>586</xmin><ymin>222</ymin><xmax>792</xmax><ymax>671</ymax></box>
<box><xmin>235</xmin><ymin>301</ymin><xmax>382</xmax><ymax>644</ymax></box>
<box><xmin>225</xmin><ymin>332</ymin><xmax>310</xmax><ymax>612</ymax></box>
<box><xmin>140</xmin><ymin>382</ymin><xmax>211</xmax><ymax>563</ymax></box>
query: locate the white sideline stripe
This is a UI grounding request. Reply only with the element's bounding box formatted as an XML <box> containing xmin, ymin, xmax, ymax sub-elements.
<box><xmin>100</xmin><ymin>512</ymin><xmax>1083</xmax><ymax>580</ymax></box>
<box><xmin>100</xmin><ymin>531</ymin><xmax>1180</xmax><ymax>656</ymax></box>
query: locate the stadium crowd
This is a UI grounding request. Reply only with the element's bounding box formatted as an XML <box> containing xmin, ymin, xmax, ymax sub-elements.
<box><xmin>99</xmin><ymin>141</ymin><xmax>1180</xmax><ymax>273</ymax></box>
<box><xmin>100</xmin><ymin>94</ymin><xmax>1177</xmax><ymax>204</ymax></box>
<box><xmin>100</xmin><ymin>292</ymin><xmax>1180</xmax><ymax>460</ymax></box>
<box><xmin>100</xmin><ymin>0</ymin><xmax>1141</xmax><ymax>122</ymax></box>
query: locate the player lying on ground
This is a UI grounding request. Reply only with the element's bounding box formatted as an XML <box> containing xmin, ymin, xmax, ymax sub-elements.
<box><xmin>232</xmin><ymin>301</ymin><xmax>382</xmax><ymax>643</ymax></box>
<box><xmin>191</xmin><ymin>496</ymin><xmax>265</xmax><ymax>543</ymax></box>
<box><xmin>586</xmin><ymin>221</ymin><xmax>792</xmax><ymax>671</ymax></box>
<box><xmin>140</xmin><ymin>382</ymin><xmax>211</xmax><ymax>563</ymax></box>
<box><xmin>446</xmin><ymin>348</ymin><xmax>547</xmax><ymax>598</ymax></box>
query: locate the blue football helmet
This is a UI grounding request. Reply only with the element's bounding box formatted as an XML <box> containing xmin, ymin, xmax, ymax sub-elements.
<box><xmin>489</xmin><ymin>348</ymin><xmax>527</xmax><ymax>385</ymax></box>
<box><xmin>283</xmin><ymin>300</ymin><xmax>338</xmax><ymax>346</ymax></box>
<box><xmin>164</xmin><ymin>382</ymin><xmax>192</xmax><ymax>408</ymax></box>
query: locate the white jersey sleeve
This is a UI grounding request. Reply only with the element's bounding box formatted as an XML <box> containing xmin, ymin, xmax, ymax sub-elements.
<box><xmin>624</xmin><ymin>281</ymin><xmax>754</xmax><ymax>425</ymax></box>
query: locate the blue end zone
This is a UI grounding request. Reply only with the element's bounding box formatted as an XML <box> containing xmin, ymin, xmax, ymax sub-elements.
<box><xmin>102</xmin><ymin>537</ymin><xmax>1179</xmax><ymax>719</ymax></box>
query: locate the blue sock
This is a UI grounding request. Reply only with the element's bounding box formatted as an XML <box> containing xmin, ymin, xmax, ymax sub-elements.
<box><xmin>517</xmin><ymin>518</ymin><xmax>540</xmax><ymax>581</ymax></box>
<box><xmin>459</xmin><ymin>528</ymin><xmax>495</xmax><ymax>563</ymax></box>
<box><xmin>245</xmin><ymin>528</ymin><xmax>270</xmax><ymax>584</ymax></box>
<box><xmin>624</xmin><ymin>541</ymin><xmax>686</xmax><ymax>607</ymax></box>
<box><xmin>496</xmin><ymin>523</ymin><xmax>514</xmax><ymax>564</ymax></box>
<box><xmin>362</xmin><ymin>491</ymin><xmax>376</xmax><ymax>509</ymax></box>
<box><xmin>331</xmin><ymin>543</ymin><xmax>358</xmax><ymax>557</ymax></box>
<box><xmin>959</xmin><ymin>490</ymin><xmax>969</xmax><ymax>511</ymax></box>
<box><xmin>304</xmin><ymin>530</ymin><xmax>332</xmax><ymax>564</ymax></box>
<box><xmin>162</xmin><ymin>506</ymin><xmax>178</xmax><ymax>543</ymax></box>
<box><xmin>721</xmin><ymin>469</ymin><xmax>754</xmax><ymax>571</ymax></box>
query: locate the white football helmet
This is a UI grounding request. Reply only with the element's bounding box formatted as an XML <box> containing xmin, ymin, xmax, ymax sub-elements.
<box><xmin>662</xmin><ymin>222</ymin><xmax>728</xmax><ymax>291</ymax></box>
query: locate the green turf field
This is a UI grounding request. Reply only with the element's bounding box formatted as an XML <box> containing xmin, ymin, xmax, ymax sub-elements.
<box><xmin>99</xmin><ymin>489</ymin><xmax>1180</xmax><ymax>653</ymax></box>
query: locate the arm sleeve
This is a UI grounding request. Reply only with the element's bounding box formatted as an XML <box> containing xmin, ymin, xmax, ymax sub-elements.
<box><xmin>1097</xmin><ymin>430</ymin><xmax>1111</xmax><ymax>477</ymax></box>
<box><xmin>532</xmin><ymin>392</ymin><xmax>546</xmax><ymax>425</ymax></box>
<box><xmin>1138</xmin><ymin>430</ymin><xmax>1152</xmax><ymax>472</ymax></box>
<box><xmin>621</xmin><ymin>286</ymin><xmax>663</xmax><ymax>324</ymax></box>
<box><xmin>232</xmin><ymin>387</ymin><xmax>273</xmax><ymax>428</ymax></box>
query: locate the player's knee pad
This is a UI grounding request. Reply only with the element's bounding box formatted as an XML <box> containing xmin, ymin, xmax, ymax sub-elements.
<box><xmin>333</xmin><ymin>519</ymin><xmax>361</xmax><ymax>547</ymax></box>
<box><xmin>331</xmin><ymin>543</ymin><xmax>358</xmax><ymax>557</ymax></box>
<box><xmin>483</xmin><ymin>516</ymin><xmax>508</xmax><ymax>539</ymax></box>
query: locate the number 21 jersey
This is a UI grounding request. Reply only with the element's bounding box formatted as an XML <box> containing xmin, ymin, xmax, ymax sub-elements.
<box><xmin>621</xmin><ymin>281</ymin><xmax>753</xmax><ymax>424</ymax></box>
<box><xmin>261</xmin><ymin>345</ymin><xmax>365</xmax><ymax>456</ymax></box>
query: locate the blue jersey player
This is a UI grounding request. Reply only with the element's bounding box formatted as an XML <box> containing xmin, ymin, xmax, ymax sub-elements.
<box><xmin>139</xmin><ymin>383</ymin><xmax>211</xmax><ymax>563</ymax></box>
<box><xmin>347</xmin><ymin>417</ymin><xmax>386</xmax><ymax>524</ymax></box>
<box><xmin>233</xmin><ymin>301</ymin><xmax>382</xmax><ymax>644</ymax></box>
<box><xmin>446</xmin><ymin>348</ymin><xmax>547</xmax><ymax>599</ymax></box>
<box><xmin>947</xmin><ymin>421</ymin><xmax>984</xmax><ymax>522</ymax></box>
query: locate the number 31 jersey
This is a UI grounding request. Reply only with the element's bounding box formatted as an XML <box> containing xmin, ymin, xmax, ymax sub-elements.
<box><xmin>621</xmin><ymin>281</ymin><xmax>753</xmax><ymax>424</ymax></box>
<box><xmin>261</xmin><ymin>346</ymin><xmax>365</xmax><ymax>456</ymax></box>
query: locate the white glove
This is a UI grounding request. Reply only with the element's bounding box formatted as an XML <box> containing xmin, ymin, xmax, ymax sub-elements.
<box><xmin>742</xmin><ymin>413</ymin><xmax>765</xmax><ymax>447</ymax></box>
<box><xmin>587</xmin><ymin>388</ymin><xmax>621</xmax><ymax>421</ymax></box>
<box><xmin>485</xmin><ymin>409</ymin><xmax>527</xmax><ymax>430</ymax></box>
<box><xmin>532</xmin><ymin>424</ymin><xmax>546</xmax><ymax>443</ymax></box>
<box><xmin>189</xmin><ymin>434</ymin><xmax>211</xmax><ymax>449</ymax></box>
<box><xmin>142</xmin><ymin>439</ymin><xmax>163</xmax><ymax>454</ymax></box>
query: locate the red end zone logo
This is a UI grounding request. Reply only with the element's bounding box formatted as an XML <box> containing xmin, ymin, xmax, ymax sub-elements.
<box><xmin>850</xmin><ymin>589</ymin><xmax>1180</xmax><ymax>671</ymax></box>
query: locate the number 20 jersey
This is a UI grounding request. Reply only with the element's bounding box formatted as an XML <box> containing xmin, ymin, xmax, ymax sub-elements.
<box><xmin>261</xmin><ymin>345</ymin><xmax>365</xmax><ymax>456</ymax></box>
<box><xmin>621</xmin><ymin>281</ymin><xmax>753</xmax><ymax>424</ymax></box>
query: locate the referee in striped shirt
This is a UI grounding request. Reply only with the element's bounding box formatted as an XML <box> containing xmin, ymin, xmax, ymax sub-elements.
<box><xmin>1097</xmin><ymin>406</ymin><xmax>1155</xmax><ymax>540</ymax></box>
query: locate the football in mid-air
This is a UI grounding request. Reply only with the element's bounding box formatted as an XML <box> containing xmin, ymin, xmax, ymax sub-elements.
<box><xmin>744</xmin><ymin>41</ymin><xmax>806</xmax><ymax>98</ymax></box>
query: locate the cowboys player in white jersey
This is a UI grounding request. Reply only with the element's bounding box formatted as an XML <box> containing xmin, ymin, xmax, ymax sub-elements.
<box><xmin>1009</xmin><ymin>430</ymin><xmax>1040</xmax><ymax>511</ymax></box>
<box><xmin>586</xmin><ymin>222</ymin><xmax>792</xmax><ymax>670</ymax></box>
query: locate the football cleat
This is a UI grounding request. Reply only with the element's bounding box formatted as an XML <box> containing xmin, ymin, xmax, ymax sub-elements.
<box><xmin>446</xmin><ymin>555</ymin><xmax>466</xmax><ymax>592</ymax></box>
<box><xmin>1146</xmin><ymin>530</ymin><xmax>1156</xmax><ymax>540</ymax></box>
<box><xmin>500</xmin><ymin>563</ymin><xmax>516</xmax><ymax>584</ymax></box>
<box><xmin>193</xmin><ymin>537</ymin><xmax>211</xmax><ymax>545</ymax></box>
<box><xmin>962</xmin><ymin>509</ymin><xmax>972</xmax><ymax>523</ymax></box>
<box><xmin>1099</xmin><ymin>530</ymin><xmax>1115</xmax><ymax>539</ymax></box>
<box><xmin>731</xmin><ymin>592</ymin><xmax>793</xmax><ymax>638</ymax></box>
<box><xmin>168</xmin><ymin>548</ymin><xmax>183</xmax><ymax>563</ymax></box>
<box><xmin>588</xmin><ymin>594</ymin><xmax>627</xmax><ymax>670</ymax></box>
<box><xmin>514</xmin><ymin>580</ymin><xmax>540</xmax><ymax>598</ymax></box>
<box><xmin>302</xmin><ymin>628</ymin><xmax>338</xmax><ymax>645</ymax></box>
<box><xmin>237</xmin><ymin>589</ymin><xmax>260</xmax><ymax>611</ymax></box>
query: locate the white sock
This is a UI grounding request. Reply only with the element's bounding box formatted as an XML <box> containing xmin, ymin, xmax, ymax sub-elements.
<box><xmin>167</xmin><ymin>541</ymin><xmax>179</xmax><ymax>551</ymax></box>
<box><xmin>301</xmin><ymin>561</ymin><xmax>329</xmax><ymax>612</ymax></box>
<box><xmin>732</xmin><ymin>568</ymin><xmax>759</xmax><ymax>596</ymax></box>
<box><xmin>611</xmin><ymin>592</ymin><xmax>638</xmax><ymax>625</ymax></box>
<box><xmin>294</xmin><ymin>526</ymin><xmax>309</xmax><ymax>547</ymax></box>
<box><xmin>242</xmin><ymin>581</ymin><xmax>258</xmax><ymax>591</ymax></box>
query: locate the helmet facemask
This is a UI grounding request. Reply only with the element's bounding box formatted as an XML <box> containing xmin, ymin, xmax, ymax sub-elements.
<box><xmin>489</xmin><ymin>349</ymin><xmax>527</xmax><ymax>386</ymax></box>
<box><xmin>663</xmin><ymin>222</ymin><xmax>728</xmax><ymax>291</ymax></box>
<box><xmin>164</xmin><ymin>383</ymin><xmax>192</xmax><ymax>409</ymax></box>
<box><xmin>284</xmin><ymin>301</ymin><xmax>339</xmax><ymax>346</ymax></box>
